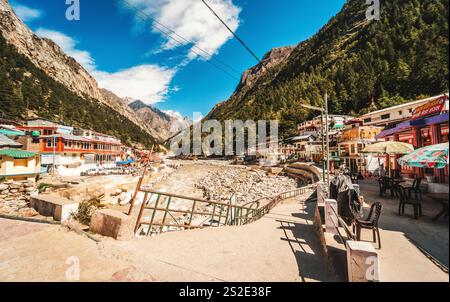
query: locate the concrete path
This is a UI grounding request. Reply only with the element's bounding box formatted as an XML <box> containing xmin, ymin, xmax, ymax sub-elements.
<box><xmin>0</xmin><ymin>218</ymin><xmax>132</xmax><ymax>281</ymax></box>
<box><xmin>0</xmin><ymin>196</ymin><xmax>333</xmax><ymax>282</ymax></box>
<box><xmin>103</xmin><ymin>199</ymin><xmax>333</xmax><ymax>282</ymax></box>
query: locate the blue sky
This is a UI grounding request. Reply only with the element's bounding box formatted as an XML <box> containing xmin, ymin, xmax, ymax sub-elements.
<box><xmin>10</xmin><ymin>0</ymin><xmax>346</xmax><ymax>118</ymax></box>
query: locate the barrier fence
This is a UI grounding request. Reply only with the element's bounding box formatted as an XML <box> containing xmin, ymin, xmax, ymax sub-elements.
<box><xmin>130</xmin><ymin>185</ymin><xmax>315</xmax><ymax>236</ymax></box>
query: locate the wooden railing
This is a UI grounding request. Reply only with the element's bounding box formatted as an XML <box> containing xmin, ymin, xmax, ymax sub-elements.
<box><xmin>131</xmin><ymin>185</ymin><xmax>315</xmax><ymax>236</ymax></box>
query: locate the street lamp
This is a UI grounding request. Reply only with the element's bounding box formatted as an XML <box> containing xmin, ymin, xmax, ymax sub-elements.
<box><xmin>300</xmin><ymin>94</ymin><xmax>330</xmax><ymax>186</ymax></box>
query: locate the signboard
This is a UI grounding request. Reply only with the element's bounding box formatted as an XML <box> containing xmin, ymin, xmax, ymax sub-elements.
<box><xmin>412</xmin><ymin>95</ymin><xmax>447</xmax><ymax>120</ymax></box>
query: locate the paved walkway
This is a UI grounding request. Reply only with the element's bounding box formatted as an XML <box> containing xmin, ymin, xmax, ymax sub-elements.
<box><xmin>0</xmin><ymin>219</ymin><xmax>131</xmax><ymax>281</ymax></box>
<box><xmin>0</xmin><ymin>196</ymin><xmax>333</xmax><ymax>282</ymax></box>
<box><xmin>358</xmin><ymin>179</ymin><xmax>449</xmax><ymax>282</ymax></box>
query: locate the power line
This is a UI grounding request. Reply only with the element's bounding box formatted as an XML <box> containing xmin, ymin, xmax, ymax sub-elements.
<box><xmin>201</xmin><ymin>0</ymin><xmax>262</xmax><ymax>64</ymax></box>
<box><xmin>116</xmin><ymin>0</ymin><xmax>242</xmax><ymax>81</ymax></box>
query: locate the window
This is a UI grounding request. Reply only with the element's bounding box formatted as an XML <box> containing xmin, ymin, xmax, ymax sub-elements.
<box><xmin>398</xmin><ymin>111</ymin><xmax>402</xmax><ymax>115</ymax></box>
<box><xmin>421</xmin><ymin>128</ymin><xmax>432</xmax><ymax>147</ymax></box>
<box><xmin>381</xmin><ymin>114</ymin><xmax>390</xmax><ymax>120</ymax></box>
<box><xmin>14</xmin><ymin>159</ymin><xmax>28</xmax><ymax>167</ymax></box>
<box><xmin>409</xmin><ymin>108</ymin><xmax>413</xmax><ymax>113</ymax></box>
<box><xmin>364</xmin><ymin>118</ymin><xmax>372</xmax><ymax>124</ymax></box>
<box><xmin>46</xmin><ymin>139</ymin><xmax>55</xmax><ymax>148</ymax></box>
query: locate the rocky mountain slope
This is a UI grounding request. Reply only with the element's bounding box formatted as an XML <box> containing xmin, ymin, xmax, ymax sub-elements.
<box><xmin>128</xmin><ymin>100</ymin><xmax>191</xmax><ymax>141</ymax></box>
<box><xmin>0</xmin><ymin>0</ymin><xmax>165</xmax><ymax>145</ymax></box>
<box><xmin>207</xmin><ymin>0</ymin><xmax>449</xmax><ymax>138</ymax></box>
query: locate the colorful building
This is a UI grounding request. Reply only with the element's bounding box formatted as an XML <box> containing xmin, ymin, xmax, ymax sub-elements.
<box><xmin>40</xmin><ymin>132</ymin><xmax>122</xmax><ymax>175</ymax></box>
<box><xmin>0</xmin><ymin>149</ymin><xmax>41</xmax><ymax>181</ymax></box>
<box><xmin>16</xmin><ymin>119</ymin><xmax>73</xmax><ymax>136</ymax></box>
<box><xmin>376</xmin><ymin>94</ymin><xmax>449</xmax><ymax>186</ymax></box>
<box><xmin>359</xmin><ymin>96</ymin><xmax>441</xmax><ymax>128</ymax></box>
<box><xmin>338</xmin><ymin>119</ymin><xmax>383</xmax><ymax>174</ymax></box>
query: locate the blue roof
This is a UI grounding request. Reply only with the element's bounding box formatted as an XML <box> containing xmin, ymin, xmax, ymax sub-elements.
<box><xmin>0</xmin><ymin>128</ymin><xmax>25</xmax><ymax>136</ymax></box>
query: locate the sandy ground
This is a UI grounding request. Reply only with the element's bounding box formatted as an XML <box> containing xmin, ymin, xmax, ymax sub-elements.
<box><xmin>2</xmin><ymin>165</ymin><xmax>447</xmax><ymax>282</ymax></box>
<box><xmin>0</xmin><ymin>193</ymin><xmax>332</xmax><ymax>282</ymax></box>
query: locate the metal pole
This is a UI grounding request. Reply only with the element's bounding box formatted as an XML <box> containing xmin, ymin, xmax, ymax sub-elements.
<box><xmin>53</xmin><ymin>136</ymin><xmax>56</xmax><ymax>176</ymax></box>
<box><xmin>321</xmin><ymin>111</ymin><xmax>326</xmax><ymax>183</ymax></box>
<box><xmin>325</xmin><ymin>93</ymin><xmax>330</xmax><ymax>187</ymax></box>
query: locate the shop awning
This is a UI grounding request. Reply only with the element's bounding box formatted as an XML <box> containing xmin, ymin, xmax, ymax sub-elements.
<box><xmin>410</xmin><ymin>112</ymin><xmax>449</xmax><ymax>127</ymax></box>
<box><xmin>376</xmin><ymin>121</ymin><xmax>411</xmax><ymax>139</ymax></box>
<box><xmin>376</xmin><ymin>113</ymin><xmax>449</xmax><ymax>139</ymax></box>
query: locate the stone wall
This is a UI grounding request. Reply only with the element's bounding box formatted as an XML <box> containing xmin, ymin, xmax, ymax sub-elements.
<box><xmin>0</xmin><ymin>180</ymin><xmax>38</xmax><ymax>217</ymax></box>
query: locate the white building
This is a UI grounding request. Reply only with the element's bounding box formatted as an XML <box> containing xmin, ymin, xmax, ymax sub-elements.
<box><xmin>359</xmin><ymin>94</ymin><xmax>450</xmax><ymax>127</ymax></box>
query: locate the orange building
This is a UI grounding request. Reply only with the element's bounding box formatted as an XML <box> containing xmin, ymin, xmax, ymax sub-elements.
<box><xmin>338</xmin><ymin>119</ymin><xmax>383</xmax><ymax>174</ymax></box>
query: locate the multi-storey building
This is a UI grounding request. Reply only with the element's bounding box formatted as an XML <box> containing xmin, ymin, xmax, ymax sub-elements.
<box><xmin>375</xmin><ymin>94</ymin><xmax>449</xmax><ymax>188</ymax></box>
<box><xmin>338</xmin><ymin>119</ymin><xmax>383</xmax><ymax>174</ymax></box>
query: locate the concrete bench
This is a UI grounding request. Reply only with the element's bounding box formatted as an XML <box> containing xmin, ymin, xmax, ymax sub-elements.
<box><xmin>30</xmin><ymin>195</ymin><xmax>79</xmax><ymax>222</ymax></box>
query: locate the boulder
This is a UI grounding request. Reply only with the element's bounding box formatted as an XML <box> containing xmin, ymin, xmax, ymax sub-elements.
<box><xmin>119</xmin><ymin>191</ymin><xmax>133</xmax><ymax>205</ymax></box>
<box><xmin>18</xmin><ymin>207</ymin><xmax>39</xmax><ymax>218</ymax></box>
<box><xmin>9</xmin><ymin>182</ymin><xmax>22</xmax><ymax>189</ymax></box>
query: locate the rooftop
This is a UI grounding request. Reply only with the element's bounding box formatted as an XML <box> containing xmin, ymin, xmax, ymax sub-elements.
<box><xmin>42</xmin><ymin>134</ymin><xmax>122</xmax><ymax>145</ymax></box>
<box><xmin>0</xmin><ymin>149</ymin><xmax>37</xmax><ymax>159</ymax></box>
<box><xmin>0</xmin><ymin>135</ymin><xmax>23</xmax><ymax>148</ymax></box>
<box><xmin>360</xmin><ymin>93</ymin><xmax>449</xmax><ymax>118</ymax></box>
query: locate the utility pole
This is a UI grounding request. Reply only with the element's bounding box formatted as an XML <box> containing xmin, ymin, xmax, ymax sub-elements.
<box><xmin>325</xmin><ymin>93</ymin><xmax>330</xmax><ymax>187</ymax></box>
<box><xmin>320</xmin><ymin>111</ymin><xmax>326</xmax><ymax>183</ymax></box>
<box><xmin>300</xmin><ymin>103</ymin><xmax>328</xmax><ymax>184</ymax></box>
<box><xmin>53</xmin><ymin>135</ymin><xmax>56</xmax><ymax>176</ymax></box>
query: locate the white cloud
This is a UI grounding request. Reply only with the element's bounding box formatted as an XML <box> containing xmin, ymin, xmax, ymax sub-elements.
<box><xmin>93</xmin><ymin>65</ymin><xmax>176</xmax><ymax>105</ymax></box>
<box><xmin>11</xmin><ymin>2</ymin><xmax>43</xmax><ymax>22</ymax></box>
<box><xmin>35</xmin><ymin>28</ymin><xmax>177</xmax><ymax>105</ymax></box>
<box><xmin>35</xmin><ymin>28</ymin><xmax>96</xmax><ymax>72</ymax></box>
<box><xmin>122</xmin><ymin>0</ymin><xmax>241</xmax><ymax>61</ymax></box>
<box><xmin>163</xmin><ymin>109</ymin><xmax>184</xmax><ymax>120</ymax></box>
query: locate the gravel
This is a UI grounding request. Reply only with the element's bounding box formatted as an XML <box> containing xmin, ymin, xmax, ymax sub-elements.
<box><xmin>195</xmin><ymin>168</ymin><xmax>298</xmax><ymax>204</ymax></box>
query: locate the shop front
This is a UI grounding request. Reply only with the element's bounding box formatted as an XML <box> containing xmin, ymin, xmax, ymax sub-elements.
<box><xmin>376</xmin><ymin>95</ymin><xmax>449</xmax><ymax>183</ymax></box>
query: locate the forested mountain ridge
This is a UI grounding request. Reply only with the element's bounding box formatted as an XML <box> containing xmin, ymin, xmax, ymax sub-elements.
<box><xmin>207</xmin><ymin>0</ymin><xmax>449</xmax><ymax>138</ymax></box>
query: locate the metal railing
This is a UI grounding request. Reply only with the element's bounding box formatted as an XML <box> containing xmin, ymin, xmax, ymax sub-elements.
<box><xmin>131</xmin><ymin>185</ymin><xmax>315</xmax><ymax>236</ymax></box>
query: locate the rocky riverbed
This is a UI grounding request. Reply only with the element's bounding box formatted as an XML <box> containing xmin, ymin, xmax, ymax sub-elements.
<box><xmin>195</xmin><ymin>167</ymin><xmax>298</xmax><ymax>204</ymax></box>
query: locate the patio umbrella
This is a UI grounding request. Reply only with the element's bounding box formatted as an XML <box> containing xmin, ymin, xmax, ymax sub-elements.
<box><xmin>362</xmin><ymin>141</ymin><xmax>414</xmax><ymax>155</ymax></box>
<box><xmin>398</xmin><ymin>143</ymin><xmax>449</xmax><ymax>169</ymax></box>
